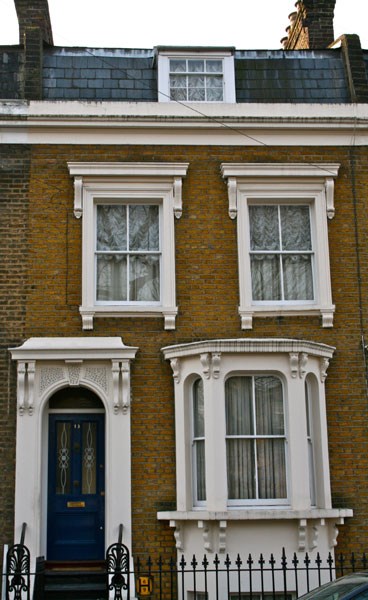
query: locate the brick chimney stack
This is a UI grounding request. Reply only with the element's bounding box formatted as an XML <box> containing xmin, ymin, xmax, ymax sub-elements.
<box><xmin>13</xmin><ymin>0</ymin><xmax>53</xmax><ymax>100</ymax></box>
<box><xmin>282</xmin><ymin>0</ymin><xmax>336</xmax><ymax>50</ymax></box>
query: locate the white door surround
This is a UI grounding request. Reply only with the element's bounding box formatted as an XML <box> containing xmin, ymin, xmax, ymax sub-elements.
<box><xmin>10</xmin><ymin>337</ymin><xmax>138</xmax><ymax>565</ymax></box>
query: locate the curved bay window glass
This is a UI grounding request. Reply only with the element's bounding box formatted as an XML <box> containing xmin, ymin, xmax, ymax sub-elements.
<box><xmin>193</xmin><ymin>378</ymin><xmax>206</xmax><ymax>504</ymax></box>
<box><xmin>226</xmin><ymin>375</ymin><xmax>287</xmax><ymax>504</ymax></box>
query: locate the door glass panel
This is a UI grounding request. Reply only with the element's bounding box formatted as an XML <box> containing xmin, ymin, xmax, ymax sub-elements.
<box><xmin>56</xmin><ymin>422</ymin><xmax>71</xmax><ymax>495</ymax></box>
<box><xmin>82</xmin><ymin>422</ymin><xmax>97</xmax><ymax>495</ymax></box>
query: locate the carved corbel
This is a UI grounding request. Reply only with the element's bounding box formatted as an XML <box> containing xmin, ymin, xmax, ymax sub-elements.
<box><xmin>173</xmin><ymin>177</ymin><xmax>183</xmax><ymax>219</ymax></box>
<box><xmin>212</xmin><ymin>353</ymin><xmax>221</xmax><ymax>379</ymax></box>
<box><xmin>298</xmin><ymin>519</ymin><xmax>307</xmax><ymax>551</ymax></box>
<box><xmin>219</xmin><ymin>520</ymin><xmax>227</xmax><ymax>553</ymax></box>
<box><xmin>121</xmin><ymin>361</ymin><xmax>130</xmax><ymax>414</ymax></box>
<box><xmin>320</xmin><ymin>357</ymin><xmax>330</xmax><ymax>383</ymax></box>
<box><xmin>325</xmin><ymin>178</ymin><xmax>335</xmax><ymax>219</ymax></box>
<box><xmin>170</xmin><ymin>520</ymin><xmax>184</xmax><ymax>552</ymax></box>
<box><xmin>169</xmin><ymin>358</ymin><xmax>181</xmax><ymax>384</ymax></box>
<box><xmin>73</xmin><ymin>176</ymin><xmax>83</xmax><ymax>218</ymax></box>
<box><xmin>227</xmin><ymin>178</ymin><xmax>237</xmax><ymax>219</ymax></box>
<box><xmin>240</xmin><ymin>311</ymin><xmax>253</xmax><ymax>330</ymax></box>
<box><xmin>330</xmin><ymin>518</ymin><xmax>344</xmax><ymax>547</ymax></box>
<box><xmin>198</xmin><ymin>521</ymin><xmax>212</xmax><ymax>553</ymax></box>
<box><xmin>289</xmin><ymin>353</ymin><xmax>299</xmax><ymax>379</ymax></box>
<box><xmin>200</xmin><ymin>353</ymin><xmax>210</xmax><ymax>379</ymax></box>
<box><xmin>299</xmin><ymin>353</ymin><xmax>308</xmax><ymax>378</ymax></box>
<box><xmin>81</xmin><ymin>311</ymin><xmax>94</xmax><ymax>331</ymax></box>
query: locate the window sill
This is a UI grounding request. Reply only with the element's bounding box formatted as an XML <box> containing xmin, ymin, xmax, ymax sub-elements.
<box><xmin>80</xmin><ymin>305</ymin><xmax>178</xmax><ymax>330</ymax></box>
<box><xmin>239</xmin><ymin>305</ymin><xmax>335</xmax><ymax>330</ymax></box>
<box><xmin>157</xmin><ymin>508</ymin><xmax>353</xmax><ymax>522</ymax></box>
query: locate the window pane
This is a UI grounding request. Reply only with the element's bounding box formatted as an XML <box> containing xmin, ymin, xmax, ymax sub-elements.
<box><xmin>226</xmin><ymin>377</ymin><xmax>253</xmax><ymax>435</ymax></box>
<box><xmin>169</xmin><ymin>59</ymin><xmax>186</xmax><ymax>72</ymax></box>
<box><xmin>170</xmin><ymin>74</ymin><xmax>186</xmax><ymax>88</ymax></box>
<box><xmin>170</xmin><ymin>88</ymin><xmax>187</xmax><ymax>101</ymax></box>
<box><xmin>281</xmin><ymin>205</ymin><xmax>311</xmax><ymax>251</ymax></box>
<box><xmin>188</xmin><ymin>59</ymin><xmax>204</xmax><ymax>72</ymax></box>
<box><xmin>56</xmin><ymin>422</ymin><xmax>71</xmax><ymax>495</ymax></box>
<box><xmin>96</xmin><ymin>255</ymin><xmax>127</xmax><ymax>301</ymax></box>
<box><xmin>189</xmin><ymin>88</ymin><xmax>205</xmax><ymax>101</ymax></box>
<box><xmin>257</xmin><ymin>439</ymin><xmax>287</xmax><ymax>499</ymax></box>
<box><xmin>193</xmin><ymin>379</ymin><xmax>204</xmax><ymax>437</ymax></box>
<box><xmin>129</xmin><ymin>205</ymin><xmax>159</xmax><ymax>251</ymax></box>
<box><xmin>206</xmin><ymin>59</ymin><xmax>222</xmax><ymax>73</ymax></box>
<box><xmin>82</xmin><ymin>422</ymin><xmax>97</xmax><ymax>495</ymax></box>
<box><xmin>189</xmin><ymin>75</ymin><xmax>205</xmax><ymax>88</ymax></box>
<box><xmin>249</xmin><ymin>206</ymin><xmax>279</xmax><ymax>251</ymax></box>
<box><xmin>193</xmin><ymin>379</ymin><xmax>206</xmax><ymax>502</ymax></box>
<box><xmin>97</xmin><ymin>205</ymin><xmax>127</xmax><ymax>251</ymax></box>
<box><xmin>283</xmin><ymin>255</ymin><xmax>314</xmax><ymax>300</ymax></box>
<box><xmin>255</xmin><ymin>376</ymin><xmax>284</xmax><ymax>435</ymax></box>
<box><xmin>227</xmin><ymin>439</ymin><xmax>255</xmax><ymax>499</ymax></box>
<box><xmin>207</xmin><ymin>88</ymin><xmax>223</xmax><ymax>101</ymax></box>
<box><xmin>251</xmin><ymin>254</ymin><xmax>281</xmax><ymax>301</ymax></box>
<box><xmin>207</xmin><ymin>75</ymin><xmax>223</xmax><ymax>88</ymax></box>
<box><xmin>195</xmin><ymin>440</ymin><xmax>206</xmax><ymax>501</ymax></box>
<box><xmin>129</xmin><ymin>255</ymin><xmax>160</xmax><ymax>301</ymax></box>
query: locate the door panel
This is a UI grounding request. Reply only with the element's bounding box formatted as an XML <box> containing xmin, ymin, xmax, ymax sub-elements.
<box><xmin>47</xmin><ymin>414</ymin><xmax>105</xmax><ymax>561</ymax></box>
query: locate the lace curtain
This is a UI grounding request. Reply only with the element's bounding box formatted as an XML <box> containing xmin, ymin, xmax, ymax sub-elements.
<box><xmin>96</xmin><ymin>205</ymin><xmax>160</xmax><ymax>302</ymax></box>
<box><xmin>249</xmin><ymin>205</ymin><xmax>314</xmax><ymax>301</ymax></box>
<box><xmin>193</xmin><ymin>379</ymin><xmax>206</xmax><ymax>502</ymax></box>
<box><xmin>226</xmin><ymin>376</ymin><xmax>286</xmax><ymax>500</ymax></box>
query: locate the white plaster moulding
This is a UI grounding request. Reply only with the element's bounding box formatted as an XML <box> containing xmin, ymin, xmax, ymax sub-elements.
<box><xmin>10</xmin><ymin>337</ymin><xmax>138</xmax><ymax>361</ymax></box>
<box><xmin>220</xmin><ymin>163</ymin><xmax>340</xmax><ymax>179</ymax></box>
<box><xmin>67</xmin><ymin>162</ymin><xmax>189</xmax><ymax>178</ymax></box>
<box><xmin>161</xmin><ymin>338</ymin><xmax>335</xmax><ymax>361</ymax></box>
<box><xmin>157</xmin><ymin>508</ymin><xmax>353</xmax><ymax>521</ymax></box>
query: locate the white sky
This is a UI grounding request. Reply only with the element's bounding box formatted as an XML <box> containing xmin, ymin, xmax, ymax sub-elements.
<box><xmin>0</xmin><ymin>0</ymin><xmax>367</xmax><ymax>49</ymax></box>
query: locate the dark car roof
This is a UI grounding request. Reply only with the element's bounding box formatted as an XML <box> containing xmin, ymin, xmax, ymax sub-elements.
<box><xmin>299</xmin><ymin>573</ymin><xmax>368</xmax><ymax>600</ymax></box>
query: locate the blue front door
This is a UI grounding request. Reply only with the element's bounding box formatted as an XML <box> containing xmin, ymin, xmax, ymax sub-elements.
<box><xmin>47</xmin><ymin>414</ymin><xmax>105</xmax><ymax>561</ymax></box>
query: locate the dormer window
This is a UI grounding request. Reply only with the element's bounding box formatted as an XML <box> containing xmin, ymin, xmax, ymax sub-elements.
<box><xmin>157</xmin><ymin>48</ymin><xmax>235</xmax><ymax>103</ymax></box>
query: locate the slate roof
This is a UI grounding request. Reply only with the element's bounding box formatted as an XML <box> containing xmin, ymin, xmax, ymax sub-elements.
<box><xmin>0</xmin><ymin>44</ymin><xmax>361</xmax><ymax>103</ymax></box>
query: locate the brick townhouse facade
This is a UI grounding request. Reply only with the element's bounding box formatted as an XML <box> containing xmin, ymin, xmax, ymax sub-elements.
<box><xmin>1</xmin><ymin>0</ymin><xmax>368</xmax><ymax>597</ymax></box>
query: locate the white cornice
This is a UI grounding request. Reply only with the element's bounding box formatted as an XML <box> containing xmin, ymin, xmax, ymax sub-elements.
<box><xmin>10</xmin><ymin>337</ymin><xmax>138</xmax><ymax>361</ymax></box>
<box><xmin>161</xmin><ymin>338</ymin><xmax>335</xmax><ymax>360</ymax></box>
<box><xmin>1</xmin><ymin>101</ymin><xmax>368</xmax><ymax>145</ymax></box>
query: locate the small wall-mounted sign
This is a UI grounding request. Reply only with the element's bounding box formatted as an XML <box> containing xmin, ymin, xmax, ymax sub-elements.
<box><xmin>136</xmin><ymin>575</ymin><xmax>153</xmax><ymax>596</ymax></box>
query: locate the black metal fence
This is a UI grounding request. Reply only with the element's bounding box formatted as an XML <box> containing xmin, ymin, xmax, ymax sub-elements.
<box><xmin>3</xmin><ymin>542</ymin><xmax>368</xmax><ymax>600</ymax></box>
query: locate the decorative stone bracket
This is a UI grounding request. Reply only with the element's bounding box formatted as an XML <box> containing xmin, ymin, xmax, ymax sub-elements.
<box><xmin>17</xmin><ymin>361</ymin><xmax>35</xmax><ymax>415</ymax></box>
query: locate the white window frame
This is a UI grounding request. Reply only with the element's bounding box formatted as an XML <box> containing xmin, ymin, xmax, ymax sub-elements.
<box><xmin>192</xmin><ymin>377</ymin><xmax>206</xmax><ymax>507</ymax></box>
<box><xmin>157</xmin><ymin>49</ymin><xmax>236</xmax><ymax>103</ymax></box>
<box><xmin>161</xmin><ymin>338</ymin><xmax>335</xmax><ymax>516</ymax></box>
<box><xmin>221</xmin><ymin>163</ymin><xmax>340</xmax><ymax>330</ymax></box>
<box><xmin>225</xmin><ymin>373</ymin><xmax>289</xmax><ymax>507</ymax></box>
<box><xmin>68</xmin><ymin>162</ymin><xmax>189</xmax><ymax>330</ymax></box>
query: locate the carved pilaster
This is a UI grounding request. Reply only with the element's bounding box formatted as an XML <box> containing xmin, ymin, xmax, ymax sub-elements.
<box><xmin>121</xmin><ymin>361</ymin><xmax>130</xmax><ymax>414</ymax></box>
<box><xmin>17</xmin><ymin>362</ymin><xmax>26</xmax><ymax>415</ymax></box>
<box><xmin>112</xmin><ymin>361</ymin><xmax>120</xmax><ymax>414</ymax></box>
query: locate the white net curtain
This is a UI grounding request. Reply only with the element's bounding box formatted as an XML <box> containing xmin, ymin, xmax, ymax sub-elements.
<box><xmin>225</xmin><ymin>376</ymin><xmax>287</xmax><ymax>501</ymax></box>
<box><xmin>96</xmin><ymin>204</ymin><xmax>160</xmax><ymax>302</ymax></box>
<box><xmin>249</xmin><ymin>205</ymin><xmax>314</xmax><ymax>302</ymax></box>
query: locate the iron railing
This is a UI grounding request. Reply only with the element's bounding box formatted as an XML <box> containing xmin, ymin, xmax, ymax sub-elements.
<box><xmin>3</xmin><ymin>543</ymin><xmax>368</xmax><ymax>599</ymax></box>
